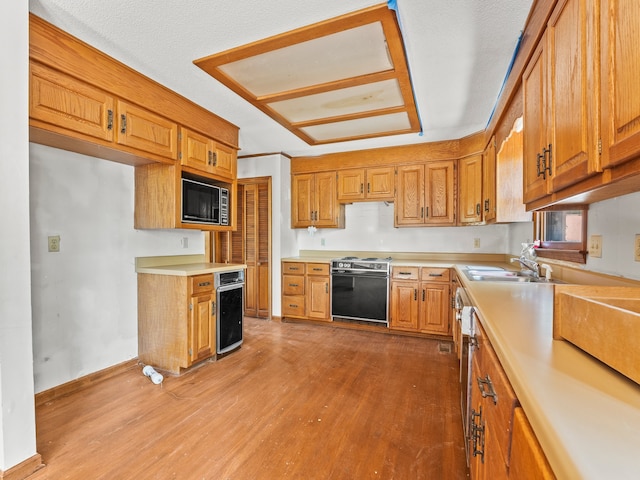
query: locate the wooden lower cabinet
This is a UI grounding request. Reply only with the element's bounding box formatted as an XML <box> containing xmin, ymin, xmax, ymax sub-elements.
<box><xmin>469</xmin><ymin>319</ymin><xmax>555</xmax><ymax>479</ymax></box>
<box><xmin>509</xmin><ymin>407</ymin><xmax>556</xmax><ymax>479</ymax></box>
<box><xmin>281</xmin><ymin>262</ymin><xmax>330</xmax><ymax>321</ymax></box>
<box><xmin>389</xmin><ymin>266</ymin><xmax>451</xmax><ymax>335</ymax></box>
<box><xmin>138</xmin><ymin>273</ymin><xmax>216</xmax><ymax>374</ymax></box>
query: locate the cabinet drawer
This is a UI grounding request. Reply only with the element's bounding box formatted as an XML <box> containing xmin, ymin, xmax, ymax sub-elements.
<box><xmin>421</xmin><ymin>267</ymin><xmax>450</xmax><ymax>282</ymax></box>
<box><xmin>283</xmin><ymin>275</ymin><xmax>305</xmax><ymax>295</ymax></box>
<box><xmin>282</xmin><ymin>295</ymin><xmax>305</xmax><ymax>317</ymax></box>
<box><xmin>306</xmin><ymin>263</ymin><xmax>329</xmax><ymax>275</ymax></box>
<box><xmin>190</xmin><ymin>274</ymin><xmax>214</xmax><ymax>294</ymax></box>
<box><xmin>392</xmin><ymin>266</ymin><xmax>419</xmax><ymax>280</ymax></box>
<box><xmin>283</xmin><ymin>262</ymin><xmax>305</xmax><ymax>274</ymax></box>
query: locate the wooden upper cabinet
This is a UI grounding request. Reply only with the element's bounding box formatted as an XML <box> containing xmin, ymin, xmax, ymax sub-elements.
<box><xmin>523</xmin><ymin>0</ymin><xmax>600</xmax><ymax>205</ymax></box>
<box><xmin>522</xmin><ymin>38</ymin><xmax>549</xmax><ymax>204</ymax></box>
<box><xmin>116</xmin><ymin>100</ymin><xmax>178</xmax><ymax>161</ymax></box>
<box><xmin>291</xmin><ymin>172</ymin><xmax>344</xmax><ymax>228</ymax></box>
<box><xmin>395</xmin><ymin>164</ymin><xmax>425</xmax><ymax>226</ymax></box>
<box><xmin>600</xmin><ymin>0</ymin><xmax>640</xmax><ymax>168</ymax></box>
<box><xmin>180</xmin><ymin>127</ymin><xmax>236</xmax><ymax>180</ymax></box>
<box><xmin>425</xmin><ymin>161</ymin><xmax>456</xmax><ymax>225</ymax></box>
<box><xmin>483</xmin><ymin>137</ymin><xmax>497</xmax><ymax>223</ymax></box>
<box><xmin>458</xmin><ymin>155</ymin><xmax>483</xmax><ymax>224</ymax></box>
<box><xmin>337</xmin><ymin>167</ymin><xmax>394</xmax><ymax>202</ymax></box>
<box><xmin>29</xmin><ymin>62</ymin><xmax>115</xmax><ymax>142</ymax></box>
<box><xmin>546</xmin><ymin>0</ymin><xmax>599</xmax><ymax>192</ymax></box>
<box><xmin>395</xmin><ymin>161</ymin><xmax>455</xmax><ymax>226</ymax></box>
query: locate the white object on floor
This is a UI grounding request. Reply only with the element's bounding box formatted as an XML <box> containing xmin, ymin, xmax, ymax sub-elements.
<box><xmin>142</xmin><ymin>365</ymin><xmax>164</xmax><ymax>385</ymax></box>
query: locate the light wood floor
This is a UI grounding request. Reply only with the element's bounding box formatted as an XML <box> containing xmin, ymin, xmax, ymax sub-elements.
<box><xmin>31</xmin><ymin>318</ymin><xmax>469</xmax><ymax>479</ymax></box>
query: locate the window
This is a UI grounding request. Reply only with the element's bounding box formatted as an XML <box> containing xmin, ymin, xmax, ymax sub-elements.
<box><xmin>533</xmin><ymin>205</ymin><xmax>588</xmax><ymax>263</ymax></box>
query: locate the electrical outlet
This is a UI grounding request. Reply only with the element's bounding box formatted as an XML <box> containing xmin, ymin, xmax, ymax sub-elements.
<box><xmin>48</xmin><ymin>235</ymin><xmax>60</xmax><ymax>253</ymax></box>
<box><xmin>181</xmin><ymin>237</ymin><xmax>189</xmax><ymax>248</ymax></box>
<box><xmin>473</xmin><ymin>238</ymin><xmax>480</xmax><ymax>249</ymax></box>
<box><xmin>589</xmin><ymin>235</ymin><xmax>602</xmax><ymax>258</ymax></box>
<box><xmin>635</xmin><ymin>234</ymin><xmax>640</xmax><ymax>262</ymax></box>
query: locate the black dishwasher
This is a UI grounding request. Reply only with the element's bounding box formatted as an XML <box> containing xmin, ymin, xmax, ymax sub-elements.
<box><xmin>215</xmin><ymin>269</ymin><xmax>244</xmax><ymax>354</ymax></box>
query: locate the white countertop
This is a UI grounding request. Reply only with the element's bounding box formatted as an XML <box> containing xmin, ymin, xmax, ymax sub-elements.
<box><xmin>136</xmin><ymin>262</ymin><xmax>246</xmax><ymax>276</ymax></box>
<box><xmin>459</xmin><ymin>269</ymin><xmax>640</xmax><ymax>479</ymax></box>
<box><xmin>135</xmin><ymin>255</ymin><xmax>246</xmax><ymax>276</ymax></box>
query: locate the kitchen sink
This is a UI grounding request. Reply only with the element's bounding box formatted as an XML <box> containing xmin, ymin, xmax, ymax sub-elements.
<box><xmin>462</xmin><ymin>268</ymin><xmax>563</xmax><ymax>284</ymax></box>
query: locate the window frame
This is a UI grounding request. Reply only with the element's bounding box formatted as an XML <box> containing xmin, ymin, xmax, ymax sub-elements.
<box><xmin>533</xmin><ymin>205</ymin><xmax>588</xmax><ymax>264</ymax></box>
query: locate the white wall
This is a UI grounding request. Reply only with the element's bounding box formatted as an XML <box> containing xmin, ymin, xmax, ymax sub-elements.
<box><xmin>0</xmin><ymin>2</ymin><xmax>38</xmax><ymax>471</ymax></box>
<box><xmin>585</xmin><ymin>191</ymin><xmax>640</xmax><ymax>280</ymax></box>
<box><xmin>29</xmin><ymin>144</ymin><xmax>205</xmax><ymax>393</ymax></box>
<box><xmin>297</xmin><ymin>202</ymin><xmax>513</xmax><ymax>253</ymax></box>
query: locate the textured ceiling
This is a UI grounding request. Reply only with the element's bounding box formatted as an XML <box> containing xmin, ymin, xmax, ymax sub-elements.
<box><xmin>28</xmin><ymin>0</ymin><xmax>533</xmax><ymax>157</ymax></box>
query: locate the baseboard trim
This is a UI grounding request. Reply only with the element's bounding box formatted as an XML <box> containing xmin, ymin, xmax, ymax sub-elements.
<box><xmin>35</xmin><ymin>358</ymin><xmax>139</xmax><ymax>406</ymax></box>
<box><xmin>0</xmin><ymin>453</ymin><xmax>43</xmax><ymax>480</ymax></box>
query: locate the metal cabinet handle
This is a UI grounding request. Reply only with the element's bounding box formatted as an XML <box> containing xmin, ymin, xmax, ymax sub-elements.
<box><xmin>544</xmin><ymin>143</ymin><xmax>552</xmax><ymax>177</ymax></box>
<box><xmin>476</xmin><ymin>203</ymin><xmax>481</xmax><ymax>216</ymax></box>
<box><xmin>471</xmin><ymin>407</ymin><xmax>485</xmax><ymax>460</ymax></box>
<box><xmin>422</xmin><ymin>289</ymin><xmax>425</xmax><ymax>301</ymax></box>
<box><xmin>414</xmin><ymin>289</ymin><xmax>417</xmax><ymax>301</ymax></box>
<box><xmin>120</xmin><ymin>114</ymin><xmax>127</xmax><ymax>134</ymax></box>
<box><xmin>198</xmin><ymin>281</ymin><xmax>211</xmax><ymax>287</ymax></box>
<box><xmin>477</xmin><ymin>375</ymin><xmax>498</xmax><ymax>404</ymax></box>
<box><xmin>107</xmin><ymin>110</ymin><xmax>113</xmax><ymax>130</ymax></box>
<box><xmin>484</xmin><ymin>199</ymin><xmax>490</xmax><ymax>212</ymax></box>
<box><xmin>428</xmin><ymin>273</ymin><xmax>443</xmax><ymax>277</ymax></box>
<box><xmin>289</xmin><ymin>283</ymin><xmax>298</xmax><ymax>287</ymax></box>
<box><xmin>212</xmin><ymin>151</ymin><xmax>218</xmax><ymax>166</ymax></box>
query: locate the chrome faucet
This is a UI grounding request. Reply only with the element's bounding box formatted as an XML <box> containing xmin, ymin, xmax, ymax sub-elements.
<box><xmin>511</xmin><ymin>243</ymin><xmax>540</xmax><ymax>278</ymax></box>
<box><xmin>511</xmin><ymin>257</ymin><xmax>540</xmax><ymax>278</ymax></box>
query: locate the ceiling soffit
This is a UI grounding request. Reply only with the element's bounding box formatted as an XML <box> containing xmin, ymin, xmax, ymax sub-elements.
<box><xmin>194</xmin><ymin>4</ymin><xmax>421</xmax><ymax>145</ymax></box>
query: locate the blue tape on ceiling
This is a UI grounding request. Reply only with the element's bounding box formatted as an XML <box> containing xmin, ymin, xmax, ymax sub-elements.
<box><xmin>486</xmin><ymin>30</ymin><xmax>524</xmax><ymax>127</ymax></box>
<box><xmin>387</xmin><ymin>0</ymin><xmax>424</xmax><ymax>136</ymax></box>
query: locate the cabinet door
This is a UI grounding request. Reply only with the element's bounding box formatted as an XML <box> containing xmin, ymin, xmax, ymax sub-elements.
<box><xmin>390</xmin><ymin>281</ymin><xmax>419</xmax><ymax>331</ymax></box>
<box><xmin>395</xmin><ymin>165</ymin><xmax>425</xmax><ymax>226</ymax></box>
<box><xmin>366</xmin><ymin>166</ymin><xmax>395</xmax><ymax>200</ymax></box>
<box><xmin>483</xmin><ymin>137</ymin><xmax>497</xmax><ymax>223</ymax></box>
<box><xmin>458</xmin><ymin>155</ymin><xmax>483</xmax><ymax>224</ymax></box>
<box><xmin>291</xmin><ymin>173</ymin><xmax>314</xmax><ymax>227</ymax></box>
<box><xmin>212</xmin><ymin>142</ymin><xmax>236</xmax><ymax>180</ymax></box>
<box><xmin>180</xmin><ymin>127</ymin><xmax>213</xmax><ymax>173</ymax></box>
<box><xmin>314</xmin><ymin>171</ymin><xmax>339</xmax><ymax>227</ymax></box>
<box><xmin>306</xmin><ymin>275</ymin><xmax>330</xmax><ymax>320</ymax></box>
<box><xmin>522</xmin><ymin>38</ymin><xmax>550</xmax><ymax>204</ymax></box>
<box><xmin>116</xmin><ymin>100</ymin><xmax>178</xmax><ymax>160</ymax></box>
<box><xmin>189</xmin><ymin>293</ymin><xmax>214</xmax><ymax>363</ymax></box>
<box><xmin>29</xmin><ymin>62</ymin><xmax>115</xmax><ymax>142</ymax></box>
<box><xmin>337</xmin><ymin>168</ymin><xmax>365</xmax><ymax>201</ymax></box>
<box><xmin>600</xmin><ymin>0</ymin><xmax>640</xmax><ymax>168</ymax></box>
<box><xmin>425</xmin><ymin>160</ymin><xmax>456</xmax><ymax>225</ymax></box>
<box><xmin>418</xmin><ymin>282</ymin><xmax>450</xmax><ymax>335</ymax></box>
<box><xmin>547</xmin><ymin>0</ymin><xmax>598</xmax><ymax>192</ymax></box>
<box><xmin>510</xmin><ymin>407</ymin><xmax>556</xmax><ymax>479</ymax></box>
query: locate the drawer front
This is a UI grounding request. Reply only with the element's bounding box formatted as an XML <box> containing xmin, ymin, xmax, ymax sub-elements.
<box><xmin>306</xmin><ymin>263</ymin><xmax>330</xmax><ymax>275</ymax></box>
<box><xmin>392</xmin><ymin>266</ymin><xmax>419</xmax><ymax>280</ymax></box>
<box><xmin>190</xmin><ymin>274</ymin><xmax>214</xmax><ymax>294</ymax></box>
<box><xmin>283</xmin><ymin>262</ymin><xmax>305</xmax><ymax>275</ymax></box>
<box><xmin>421</xmin><ymin>267</ymin><xmax>450</xmax><ymax>282</ymax></box>
<box><xmin>283</xmin><ymin>275</ymin><xmax>305</xmax><ymax>295</ymax></box>
<box><xmin>282</xmin><ymin>295</ymin><xmax>305</xmax><ymax>317</ymax></box>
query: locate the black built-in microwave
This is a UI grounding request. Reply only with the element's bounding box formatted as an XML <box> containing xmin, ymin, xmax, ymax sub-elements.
<box><xmin>181</xmin><ymin>176</ymin><xmax>229</xmax><ymax>225</ymax></box>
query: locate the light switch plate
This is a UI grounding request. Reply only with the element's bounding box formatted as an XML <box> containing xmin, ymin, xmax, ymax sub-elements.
<box><xmin>589</xmin><ymin>235</ymin><xmax>602</xmax><ymax>258</ymax></box>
